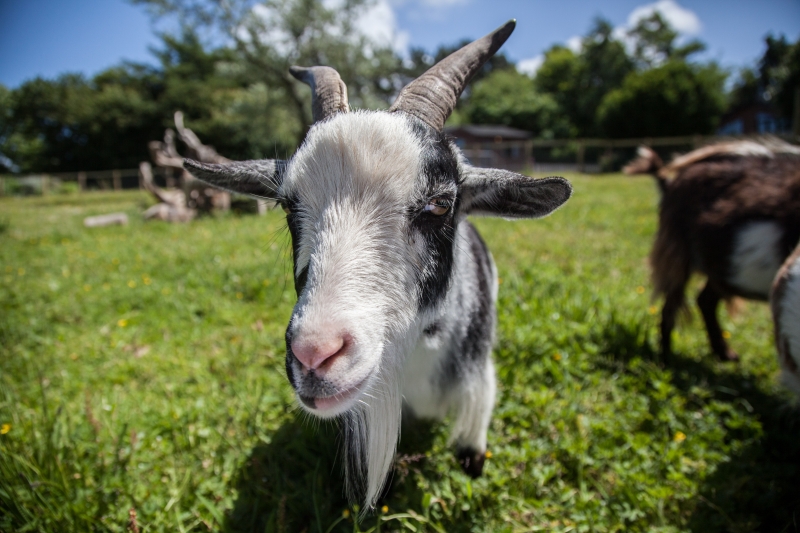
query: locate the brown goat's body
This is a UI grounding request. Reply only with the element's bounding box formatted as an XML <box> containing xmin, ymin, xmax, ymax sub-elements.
<box><xmin>627</xmin><ymin>142</ymin><xmax>800</xmax><ymax>360</ymax></box>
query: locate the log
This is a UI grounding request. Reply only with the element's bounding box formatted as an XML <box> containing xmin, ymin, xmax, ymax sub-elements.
<box><xmin>84</xmin><ymin>213</ymin><xmax>129</xmax><ymax>228</ymax></box>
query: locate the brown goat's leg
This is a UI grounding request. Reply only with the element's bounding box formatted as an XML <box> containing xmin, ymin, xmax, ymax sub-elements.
<box><xmin>697</xmin><ymin>282</ymin><xmax>739</xmax><ymax>362</ymax></box>
<box><xmin>660</xmin><ymin>291</ymin><xmax>683</xmax><ymax>361</ymax></box>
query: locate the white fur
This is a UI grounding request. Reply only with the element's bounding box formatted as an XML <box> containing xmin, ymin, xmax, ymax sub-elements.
<box><xmin>728</xmin><ymin>221</ymin><xmax>784</xmax><ymax>298</ymax></box>
<box><xmin>775</xmin><ymin>254</ymin><xmax>800</xmax><ymax>394</ymax></box>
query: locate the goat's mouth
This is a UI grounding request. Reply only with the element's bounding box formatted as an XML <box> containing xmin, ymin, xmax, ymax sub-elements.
<box><xmin>299</xmin><ymin>374</ymin><xmax>371</xmax><ymax>415</ymax></box>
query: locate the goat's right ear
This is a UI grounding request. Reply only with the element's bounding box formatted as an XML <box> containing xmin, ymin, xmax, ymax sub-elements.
<box><xmin>183</xmin><ymin>159</ymin><xmax>287</xmax><ymax>199</ymax></box>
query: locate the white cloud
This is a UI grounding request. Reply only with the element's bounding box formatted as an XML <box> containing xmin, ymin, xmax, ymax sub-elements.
<box><xmin>627</xmin><ymin>0</ymin><xmax>702</xmax><ymax>36</ymax></box>
<box><xmin>566</xmin><ymin>35</ymin><xmax>583</xmax><ymax>53</ymax></box>
<box><xmin>517</xmin><ymin>55</ymin><xmax>544</xmax><ymax>77</ymax></box>
<box><xmin>349</xmin><ymin>0</ymin><xmax>410</xmax><ymax>53</ymax></box>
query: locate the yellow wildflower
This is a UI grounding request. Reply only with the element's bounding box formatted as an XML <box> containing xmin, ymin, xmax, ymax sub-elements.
<box><xmin>648</xmin><ymin>305</ymin><xmax>658</xmax><ymax>315</ymax></box>
<box><xmin>118</xmin><ymin>319</ymin><xmax>128</xmax><ymax>328</ymax></box>
<box><xmin>342</xmin><ymin>509</ymin><xmax>350</xmax><ymax>519</ymax></box>
<box><xmin>236</xmin><ymin>292</ymin><xmax>243</xmax><ymax>299</ymax></box>
<box><xmin>635</xmin><ymin>286</ymin><xmax>646</xmax><ymax>294</ymax></box>
<box><xmin>485</xmin><ymin>450</ymin><xmax>493</xmax><ymax>459</ymax></box>
<box><xmin>142</xmin><ymin>276</ymin><xmax>152</xmax><ymax>285</ymax></box>
<box><xmin>83</xmin><ymin>284</ymin><xmax>91</xmax><ymax>292</ymax></box>
<box><xmin>722</xmin><ymin>331</ymin><xmax>731</xmax><ymax>339</ymax></box>
<box><xmin>127</xmin><ymin>280</ymin><xmax>136</xmax><ymax>288</ymax></box>
<box><xmin>18</xmin><ymin>268</ymin><xmax>25</xmax><ymax>276</ymax></box>
<box><xmin>1</xmin><ymin>424</ymin><xmax>10</xmax><ymax>434</ymax></box>
<box><xmin>674</xmin><ymin>431</ymin><xmax>687</xmax><ymax>442</ymax></box>
<box><xmin>553</xmin><ymin>353</ymin><xmax>562</xmax><ymax>361</ymax></box>
<box><xmin>381</xmin><ymin>505</ymin><xmax>388</xmax><ymax>514</ymax></box>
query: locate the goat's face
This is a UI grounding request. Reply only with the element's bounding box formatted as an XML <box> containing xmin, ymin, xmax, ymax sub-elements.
<box><xmin>280</xmin><ymin>112</ymin><xmax>460</xmax><ymax>417</ymax></box>
<box><xmin>182</xmin><ymin>19</ymin><xmax>571</xmax><ymax>419</ymax></box>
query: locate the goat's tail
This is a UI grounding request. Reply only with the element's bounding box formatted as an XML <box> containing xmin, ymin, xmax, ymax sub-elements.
<box><xmin>623</xmin><ymin>146</ymin><xmax>667</xmax><ymax>194</ymax></box>
<box><xmin>650</xmin><ymin>217</ymin><xmax>692</xmax><ymax>316</ymax></box>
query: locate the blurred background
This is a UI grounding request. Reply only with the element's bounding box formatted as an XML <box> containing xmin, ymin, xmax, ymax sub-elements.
<box><xmin>1</xmin><ymin>0</ymin><xmax>798</xmax><ymax>183</ymax></box>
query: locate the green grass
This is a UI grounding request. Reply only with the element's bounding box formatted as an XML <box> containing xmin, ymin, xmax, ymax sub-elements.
<box><xmin>1</xmin><ymin>177</ymin><xmax>798</xmax><ymax>533</ymax></box>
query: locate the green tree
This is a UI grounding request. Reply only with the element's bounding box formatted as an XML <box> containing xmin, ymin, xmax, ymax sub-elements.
<box><xmin>464</xmin><ymin>69</ymin><xmax>569</xmax><ymax>138</ymax></box>
<box><xmin>535</xmin><ymin>18</ymin><xmax>634</xmax><ymax>137</ymax></box>
<box><xmin>597</xmin><ymin>60</ymin><xmax>727</xmax><ymax>137</ymax></box>
<box><xmin>626</xmin><ymin>11</ymin><xmax>705</xmax><ymax>69</ymax></box>
<box><xmin>132</xmin><ymin>0</ymin><xmax>403</xmax><ymax>141</ymax></box>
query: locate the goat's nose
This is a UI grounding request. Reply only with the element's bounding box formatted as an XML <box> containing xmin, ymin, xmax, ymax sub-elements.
<box><xmin>291</xmin><ymin>335</ymin><xmax>347</xmax><ymax>371</ymax></box>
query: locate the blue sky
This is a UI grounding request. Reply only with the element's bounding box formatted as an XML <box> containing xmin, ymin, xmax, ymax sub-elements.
<box><xmin>1</xmin><ymin>0</ymin><xmax>799</xmax><ymax>88</ymax></box>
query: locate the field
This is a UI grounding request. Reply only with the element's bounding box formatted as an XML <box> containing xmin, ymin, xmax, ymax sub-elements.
<box><xmin>1</xmin><ymin>175</ymin><xmax>798</xmax><ymax>532</ymax></box>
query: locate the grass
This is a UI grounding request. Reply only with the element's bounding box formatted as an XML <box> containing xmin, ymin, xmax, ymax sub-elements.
<box><xmin>0</xmin><ymin>176</ymin><xmax>798</xmax><ymax>533</ymax></box>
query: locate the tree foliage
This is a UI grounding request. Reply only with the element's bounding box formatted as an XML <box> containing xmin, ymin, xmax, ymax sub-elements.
<box><xmin>597</xmin><ymin>61</ymin><xmax>727</xmax><ymax>138</ymax></box>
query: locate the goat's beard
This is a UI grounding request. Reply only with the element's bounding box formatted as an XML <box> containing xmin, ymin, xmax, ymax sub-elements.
<box><xmin>341</xmin><ymin>345</ymin><xmax>405</xmax><ymax>510</ymax></box>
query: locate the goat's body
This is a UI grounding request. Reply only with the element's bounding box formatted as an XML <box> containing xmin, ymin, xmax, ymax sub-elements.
<box><xmin>772</xmin><ymin>244</ymin><xmax>800</xmax><ymax>395</ymax></box>
<box><xmin>402</xmin><ymin>221</ymin><xmax>497</xmax><ymax>468</ymax></box>
<box><xmin>640</xmin><ymin>144</ymin><xmax>800</xmax><ymax>359</ymax></box>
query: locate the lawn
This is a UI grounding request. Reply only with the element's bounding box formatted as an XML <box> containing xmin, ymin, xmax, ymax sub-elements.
<box><xmin>1</xmin><ymin>175</ymin><xmax>798</xmax><ymax>533</ymax></box>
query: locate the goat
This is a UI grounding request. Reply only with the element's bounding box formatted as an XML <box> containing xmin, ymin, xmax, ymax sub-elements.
<box><xmin>181</xmin><ymin>20</ymin><xmax>572</xmax><ymax>507</ymax></box>
<box><xmin>771</xmin><ymin>242</ymin><xmax>800</xmax><ymax>395</ymax></box>
<box><xmin>624</xmin><ymin>139</ymin><xmax>800</xmax><ymax>361</ymax></box>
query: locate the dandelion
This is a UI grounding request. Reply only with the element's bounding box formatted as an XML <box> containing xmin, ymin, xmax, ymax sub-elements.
<box><xmin>236</xmin><ymin>292</ymin><xmax>243</xmax><ymax>299</ymax></box>
<box><xmin>342</xmin><ymin>509</ymin><xmax>350</xmax><ymax>519</ymax></box>
<box><xmin>381</xmin><ymin>505</ymin><xmax>388</xmax><ymax>514</ymax></box>
<box><xmin>722</xmin><ymin>331</ymin><xmax>731</xmax><ymax>339</ymax></box>
<box><xmin>127</xmin><ymin>280</ymin><xmax>136</xmax><ymax>288</ymax></box>
<box><xmin>142</xmin><ymin>276</ymin><xmax>152</xmax><ymax>285</ymax></box>
<box><xmin>635</xmin><ymin>286</ymin><xmax>646</xmax><ymax>294</ymax></box>
<box><xmin>553</xmin><ymin>352</ymin><xmax>562</xmax><ymax>361</ymax></box>
<box><xmin>484</xmin><ymin>450</ymin><xmax>493</xmax><ymax>459</ymax></box>
<box><xmin>118</xmin><ymin>319</ymin><xmax>128</xmax><ymax>328</ymax></box>
<box><xmin>648</xmin><ymin>305</ymin><xmax>658</xmax><ymax>315</ymax></box>
<box><xmin>673</xmin><ymin>431</ymin><xmax>687</xmax><ymax>442</ymax></box>
<box><xmin>1</xmin><ymin>424</ymin><xmax>10</xmax><ymax>434</ymax></box>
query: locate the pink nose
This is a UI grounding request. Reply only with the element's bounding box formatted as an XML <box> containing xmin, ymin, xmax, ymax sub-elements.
<box><xmin>291</xmin><ymin>335</ymin><xmax>347</xmax><ymax>370</ymax></box>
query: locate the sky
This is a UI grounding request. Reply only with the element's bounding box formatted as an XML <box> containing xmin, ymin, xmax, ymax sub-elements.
<box><xmin>1</xmin><ymin>0</ymin><xmax>799</xmax><ymax>88</ymax></box>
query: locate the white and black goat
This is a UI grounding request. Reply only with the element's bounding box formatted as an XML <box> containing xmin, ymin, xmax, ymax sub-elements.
<box><xmin>182</xmin><ymin>21</ymin><xmax>572</xmax><ymax>507</ymax></box>
<box><xmin>771</xmin><ymin>243</ymin><xmax>800</xmax><ymax>395</ymax></box>
<box><xmin>624</xmin><ymin>140</ymin><xmax>800</xmax><ymax>361</ymax></box>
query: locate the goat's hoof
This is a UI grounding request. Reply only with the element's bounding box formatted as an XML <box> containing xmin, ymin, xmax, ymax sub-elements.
<box><xmin>456</xmin><ymin>448</ymin><xmax>486</xmax><ymax>478</ymax></box>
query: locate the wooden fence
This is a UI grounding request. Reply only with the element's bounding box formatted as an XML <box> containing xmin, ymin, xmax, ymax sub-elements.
<box><xmin>1</xmin><ymin>133</ymin><xmax>797</xmax><ymax>196</ymax></box>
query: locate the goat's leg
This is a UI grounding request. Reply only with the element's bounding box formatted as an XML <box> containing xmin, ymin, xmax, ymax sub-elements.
<box><xmin>450</xmin><ymin>356</ymin><xmax>496</xmax><ymax>478</ymax></box>
<box><xmin>660</xmin><ymin>290</ymin><xmax>683</xmax><ymax>361</ymax></box>
<box><xmin>697</xmin><ymin>281</ymin><xmax>739</xmax><ymax>361</ymax></box>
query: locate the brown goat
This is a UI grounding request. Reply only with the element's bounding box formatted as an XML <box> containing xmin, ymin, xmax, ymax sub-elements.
<box><xmin>771</xmin><ymin>242</ymin><xmax>800</xmax><ymax>394</ymax></box>
<box><xmin>624</xmin><ymin>139</ymin><xmax>800</xmax><ymax>361</ymax></box>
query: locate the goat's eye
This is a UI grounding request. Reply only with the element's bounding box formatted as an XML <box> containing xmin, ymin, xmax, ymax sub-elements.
<box><xmin>424</xmin><ymin>198</ymin><xmax>450</xmax><ymax>216</ymax></box>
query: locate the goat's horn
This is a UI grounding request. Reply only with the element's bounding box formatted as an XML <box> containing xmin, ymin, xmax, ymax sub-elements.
<box><xmin>290</xmin><ymin>66</ymin><xmax>349</xmax><ymax>123</ymax></box>
<box><xmin>390</xmin><ymin>19</ymin><xmax>516</xmax><ymax>131</ymax></box>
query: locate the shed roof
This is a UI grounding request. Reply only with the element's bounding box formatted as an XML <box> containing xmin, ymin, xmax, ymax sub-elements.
<box><xmin>444</xmin><ymin>124</ymin><xmax>532</xmax><ymax>140</ymax></box>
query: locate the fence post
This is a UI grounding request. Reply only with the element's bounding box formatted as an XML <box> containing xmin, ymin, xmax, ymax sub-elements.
<box><xmin>577</xmin><ymin>140</ymin><xmax>586</xmax><ymax>174</ymax></box>
<box><xmin>78</xmin><ymin>171</ymin><xmax>86</xmax><ymax>192</ymax></box>
<box><xmin>112</xmin><ymin>169</ymin><xmax>121</xmax><ymax>191</ymax></box>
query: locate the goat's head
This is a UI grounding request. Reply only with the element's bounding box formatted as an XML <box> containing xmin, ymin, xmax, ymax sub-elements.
<box><xmin>184</xmin><ymin>20</ymin><xmax>570</xmax><ymax>502</ymax></box>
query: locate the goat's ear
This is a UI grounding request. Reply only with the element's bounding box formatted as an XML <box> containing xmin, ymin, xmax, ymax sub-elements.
<box><xmin>460</xmin><ymin>166</ymin><xmax>572</xmax><ymax>219</ymax></box>
<box><xmin>183</xmin><ymin>159</ymin><xmax>287</xmax><ymax>199</ymax></box>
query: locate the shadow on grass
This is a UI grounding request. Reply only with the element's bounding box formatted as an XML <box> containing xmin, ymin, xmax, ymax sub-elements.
<box><xmin>224</xmin><ymin>414</ymin><xmax>442</xmax><ymax>533</ymax></box>
<box><xmin>592</xmin><ymin>317</ymin><xmax>800</xmax><ymax>533</ymax></box>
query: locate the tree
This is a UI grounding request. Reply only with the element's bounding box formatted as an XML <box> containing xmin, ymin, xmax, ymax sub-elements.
<box><xmin>626</xmin><ymin>11</ymin><xmax>705</xmax><ymax>69</ymax></box>
<box><xmin>132</xmin><ymin>0</ymin><xmax>403</xmax><ymax>142</ymax></box>
<box><xmin>597</xmin><ymin>60</ymin><xmax>727</xmax><ymax>138</ymax></box>
<box><xmin>534</xmin><ymin>18</ymin><xmax>634</xmax><ymax>137</ymax></box>
<box><xmin>464</xmin><ymin>69</ymin><xmax>569</xmax><ymax>138</ymax></box>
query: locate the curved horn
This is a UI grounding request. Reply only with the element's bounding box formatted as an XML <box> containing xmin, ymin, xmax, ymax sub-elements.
<box><xmin>390</xmin><ymin>19</ymin><xmax>516</xmax><ymax>131</ymax></box>
<box><xmin>290</xmin><ymin>66</ymin><xmax>349</xmax><ymax>123</ymax></box>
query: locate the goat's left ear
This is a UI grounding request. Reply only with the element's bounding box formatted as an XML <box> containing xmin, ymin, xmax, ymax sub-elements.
<box><xmin>183</xmin><ymin>158</ymin><xmax>287</xmax><ymax>199</ymax></box>
<box><xmin>460</xmin><ymin>166</ymin><xmax>572</xmax><ymax>219</ymax></box>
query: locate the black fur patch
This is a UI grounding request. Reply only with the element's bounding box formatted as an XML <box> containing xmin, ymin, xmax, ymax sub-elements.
<box><xmin>285</xmin><ymin>210</ymin><xmax>308</xmax><ymax>297</ymax></box>
<box><xmin>440</xmin><ymin>222</ymin><xmax>494</xmax><ymax>384</ymax></box>
<box><xmin>405</xmin><ymin>116</ymin><xmax>460</xmax><ymax>310</ymax></box>
<box><xmin>456</xmin><ymin>447</ymin><xmax>486</xmax><ymax>478</ymax></box>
